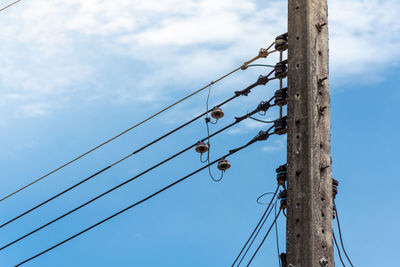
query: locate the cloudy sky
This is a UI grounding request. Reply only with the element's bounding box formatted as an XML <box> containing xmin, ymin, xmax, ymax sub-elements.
<box><xmin>0</xmin><ymin>0</ymin><xmax>399</xmax><ymax>266</ymax></box>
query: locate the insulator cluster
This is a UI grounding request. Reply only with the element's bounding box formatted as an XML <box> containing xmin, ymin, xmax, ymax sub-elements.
<box><xmin>276</xmin><ymin>164</ymin><xmax>287</xmax><ymax>187</ymax></box>
<box><xmin>274</xmin><ymin>117</ymin><xmax>287</xmax><ymax>135</ymax></box>
<box><xmin>275</xmin><ymin>33</ymin><xmax>288</xmax><ymax>52</ymax></box>
<box><xmin>274</xmin><ymin>60</ymin><xmax>288</xmax><ymax>79</ymax></box>
<box><xmin>274</xmin><ymin>87</ymin><xmax>288</xmax><ymax>107</ymax></box>
<box><xmin>279</xmin><ymin>190</ymin><xmax>287</xmax><ymax>210</ymax></box>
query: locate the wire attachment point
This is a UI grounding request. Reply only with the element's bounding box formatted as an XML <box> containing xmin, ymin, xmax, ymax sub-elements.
<box><xmin>217</xmin><ymin>159</ymin><xmax>231</xmax><ymax>171</ymax></box>
<box><xmin>195</xmin><ymin>141</ymin><xmax>209</xmax><ymax>154</ymax></box>
<box><xmin>274</xmin><ymin>87</ymin><xmax>288</xmax><ymax>106</ymax></box>
<box><xmin>210</xmin><ymin>107</ymin><xmax>224</xmax><ymax>120</ymax></box>
<box><xmin>275</xmin><ymin>33</ymin><xmax>288</xmax><ymax>52</ymax></box>
<box><xmin>275</xmin><ymin>60</ymin><xmax>288</xmax><ymax>79</ymax></box>
<box><xmin>274</xmin><ymin>116</ymin><xmax>288</xmax><ymax>135</ymax></box>
<box><xmin>276</xmin><ymin>164</ymin><xmax>288</xmax><ymax>187</ymax></box>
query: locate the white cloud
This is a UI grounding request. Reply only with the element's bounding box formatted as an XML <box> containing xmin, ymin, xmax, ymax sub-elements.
<box><xmin>0</xmin><ymin>0</ymin><xmax>398</xmax><ymax>122</ymax></box>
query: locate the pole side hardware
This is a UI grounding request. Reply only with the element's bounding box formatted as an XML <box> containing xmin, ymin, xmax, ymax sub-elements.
<box><xmin>274</xmin><ymin>87</ymin><xmax>288</xmax><ymax>106</ymax></box>
<box><xmin>276</xmin><ymin>163</ymin><xmax>288</xmax><ymax>187</ymax></box>
<box><xmin>275</xmin><ymin>33</ymin><xmax>289</xmax><ymax>51</ymax></box>
<box><xmin>279</xmin><ymin>190</ymin><xmax>288</xmax><ymax>210</ymax></box>
<box><xmin>275</xmin><ymin>60</ymin><xmax>288</xmax><ymax>78</ymax></box>
<box><xmin>274</xmin><ymin>116</ymin><xmax>288</xmax><ymax>135</ymax></box>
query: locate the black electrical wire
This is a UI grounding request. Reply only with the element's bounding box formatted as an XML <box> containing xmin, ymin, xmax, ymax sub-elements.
<box><xmin>14</xmin><ymin>128</ymin><xmax>275</xmax><ymax>267</ymax></box>
<box><xmin>1</xmin><ymin>102</ymin><xmax>277</xmax><ymax>251</ymax></box>
<box><xmin>256</xmin><ymin>192</ymin><xmax>274</xmax><ymax>205</ymax></box>
<box><xmin>249</xmin><ymin>117</ymin><xmax>276</xmax><ymax>124</ymax></box>
<box><xmin>333</xmin><ymin>231</ymin><xmax>346</xmax><ymax>267</ymax></box>
<box><xmin>334</xmin><ymin>201</ymin><xmax>354</xmax><ymax>267</ymax></box>
<box><xmin>0</xmin><ymin>75</ymin><xmax>275</xmax><ymax>230</ymax></box>
<box><xmin>231</xmin><ymin>186</ymin><xmax>279</xmax><ymax>267</ymax></box>
<box><xmin>237</xmin><ymin>202</ymin><xmax>276</xmax><ymax>266</ymax></box>
<box><xmin>274</xmin><ymin>199</ymin><xmax>281</xmax><ymax>267</ymax></box>
<box><xmin>0</xmin><ymin>46</ymin><xmax>277</xmax><ymax>203</ymax></box>
<box><xmin>246</xmin><ymin>209</ymin><xmax>282</xmax><ymax>266</ymax></box>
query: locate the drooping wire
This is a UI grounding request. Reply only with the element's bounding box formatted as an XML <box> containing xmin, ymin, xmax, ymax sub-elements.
<box><xmin>0</xmin><ymin>46</ymin><xmax>277</xmax><ymax>203</ymax></box>
<box><xmin>246</xmin><ymin>209</ymin><xmax>282</xmax><ymax>266</ymax></box>
<box><xmin>334</xmin><ymin>201</ymin><xmax>354</xmax><ymax>267</ymax></box>
<box><xmin>203</xmin><ymin>84</ymin><xmax>223</xmax><ymax>182</ymax></box>
<box><xmin>0</xmin><ymin>79</ymin><xmax>272</xmax><ymax>230</ymax></box>
<box><xmin>274</xmin><ymin>199</ymin><xmax>281</xmax><ymax>267</ymax></box>
<box><xmin>231</xmin><ymin>186</ymin><xmax>279</xmax><ymax>267</ymax></box>
<box><xmin>333</xmin><ymin>231</ymin><xmax>346</xmax><ymax>267</ymax></box>
<box><xmin>14</xmin><ymin>128</ymin><xmax>276</xmax><ymax>267</ymax></box>
<box><xmin>1</xmin><ymin>103</ymin><xmax>277</xmax><ymax>251</ymax></box>
<box><xmin>249</xmin><ymin>117</ymin><xmax>276</xmax><ymax>124</ymax></box>
<box><xmin>0</xmin><ymin>0</ymin><xmax>22</xmax><ymax>13</ymax></box>
<box><xmin>237</xmin><ymin>202</ymin><xmax>276</xmax><ymax>266</ymax></box>
<box><xmin>245</xmin><ymin>64</ymin><xmax>275</xmax><ymax>68</ymax></box>
<box><xmin>256</xmin><ymin>192</ymin><xmax>274</xmax><ymax>205</ymax></box>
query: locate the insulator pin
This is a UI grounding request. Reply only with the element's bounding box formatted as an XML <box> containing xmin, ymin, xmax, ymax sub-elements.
<box><xmin>211</xmin><ymin>107</ymin><xmax>224</xmax><ymax>120</ymax></box>
<box><xmin>217</xmin><ymin>159</ymin><xmax>231</xmax><ymax>171</ymax></box>
<box><xmin>274</xmin><ymin>60</ymin><xmax>288</xmax><ymax>79</ymax></box>
<box><xmin>195</xmin><ymin>141</ymin><xmax>209</xmax><ymax>154</ymax></box>
<box><xmin>274</xmin><ymin>117</ymin><xmax>287</xmax><ymax>135</ymax></box>
<box><xmin>274</xmin><ymin>87</ymin><xmax>288</xmax><ymax>106</ymax></box>
<box><xmin>275</xmin><ymin>33</ymin><xmax>288</xmax><ymax>51</ymax></box>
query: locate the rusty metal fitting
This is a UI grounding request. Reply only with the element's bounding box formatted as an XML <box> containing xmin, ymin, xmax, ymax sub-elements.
<box><xmin>275</xmin><ymin>33</ymin><xmax>288</xmax><ymax>51</ymax></box>
<box><xmin>274</xmin><ymin>117</ymin><xmax>287</xmax><ymax>135</ymax></box>
<box><xmin>274</xmin><ymin>60</ymin><xmax>288</xmax><ymax>79</ymax></box>
<box><xmin>276</xmin><ymin>164</ymin><xmax>288</xmax><ymax>186</ymax></box>
<box><xmin>217</xmin><ymin>159</ymin><xmax>231</xmax><ymax>171</ymax></box>
<box><xmin>274</xmin><ymin>87</ymin><xmax>288</xmax><ymax>106</ymax></box>
<box><xmin>195</xmin><ymin>141</ymin><xmax>209</xmax><ymax>154</ymax></box>
<box><xmin>211</xmin><ymin>107</ymin><xmax>224</xmax><ymax>120</ymax></box>
<box><xmin>258</xmin><ymin>48</ymin><xmax>269</xmax><ymax>58</ymax></box>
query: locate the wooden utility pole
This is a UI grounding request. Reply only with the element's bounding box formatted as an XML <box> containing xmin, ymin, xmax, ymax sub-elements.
<box><xmin>286</xmin><ymin>0</ymin><xmax>333</xmax><ymax>266</ymax></box>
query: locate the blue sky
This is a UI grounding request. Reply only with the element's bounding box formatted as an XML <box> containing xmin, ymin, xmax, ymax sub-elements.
<box><xmin>0</xmin><ymin>0</ymin><xmax>399</xmax><ymax>266</ymax></box>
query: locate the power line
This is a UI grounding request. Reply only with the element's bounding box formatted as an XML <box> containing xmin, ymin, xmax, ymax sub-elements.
<box><xmin>274</xmin><ymin>199</ymin><xmax>281</xmax><ymax>267</ymax></box>
<box><xmin>0</xmin><ymin>0</ymin><xmax>22</xmax><ymax>13</ymax></box>
<box><xmin>246</xmin><ymin>209</ymin><xmax>282</xmax><ymax>266</ymax></box>
<box><xmin>231</xmin><ymin>186</ymin><xmax>279</xmax><ymax>267</ymax></box>
<box><xmin>0</xmin><ymin>45</ymin><xmax>277</xmax><ymax>203</ymax></box>
<box><xmin>14</xmin><ymin>128</ymin><xmax>275</xmax><ymax>266</ymax></box>
<box><xmin>334</xmin><ymin>201</ymin><xmax>354</xmax><ymax>267</ymax></box>
<box><xmin>0</xmin><ymin>75</ymin><xmax>275</xmax><ymax>230</ymax></box>
<box><xmin>333</xmin><ymin>231</ymin><xmax>346</xmax><ymax>267</ymax></box>
<box><xmin>0</xmin><ymin>101</ymin><xmax>277</xmax><ymax>251</ymax></box>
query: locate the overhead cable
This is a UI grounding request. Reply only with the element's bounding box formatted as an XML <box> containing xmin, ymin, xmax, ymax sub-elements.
<box><xmin>0</xmin><ymin>0</ymin><xmax>22</xmax><ymax>13</ymax></box>
<box><xmin>0</xmin><ymin>73</ymin><xmax>276</xmax><ymax>230</ymax></box>
<box><xmin>231</xmin><ymin>186</ymin><xmax>279</xmax><ymax>267</ymax></box>
<box><xmin>246</xmin><ymin>209</ymin><xmax>282</xmax><ymax>266</ymax></box>
<box><xmin>334</xmin><ymin>201</ymin><xmax>354</xmax><ymax>267</ymax></box>
<box><xmin>14</xmin><ymin>127</ymin><xmax>276</xmax><ymax>266</ymax></box>
<box><xmin>0</xmin><ymin>43</ymin><xmax>277</xmax><ymax>203</ymax></box>
<box><xmin>0</xmin><ymin>100</ymin><xmax>277</xmax><ymax>251</ymax></box>
<box><xmin>333</xmin><ymin>231</ymin><xmax>346</xmax><ymax>267</ymax></box>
